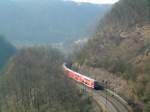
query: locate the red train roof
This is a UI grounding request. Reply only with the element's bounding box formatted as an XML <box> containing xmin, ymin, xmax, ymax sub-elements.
<box><xmin>63</xmin><ymin>63</ymin><xmax>95</xmax><ymax>82</ymax></box>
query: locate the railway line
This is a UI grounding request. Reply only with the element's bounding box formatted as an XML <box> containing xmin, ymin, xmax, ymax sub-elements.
<box><xmin>80</xmin><ymin>84</ymin><xmax>131</xmax><ymax>112</ymax></box>
<box><xmin>63</xmin><ymin>63</ymin><xmax>132</xmax><ymax>112</ymax></box>
<box><xmin>96</xmin><ymin>90</ymin><xmax>131</xmax><ymax>112</ymax></box>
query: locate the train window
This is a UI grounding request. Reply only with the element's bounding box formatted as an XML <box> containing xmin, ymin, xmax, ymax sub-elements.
<box><xmin>75</xmin><ymin>76</ymin><xmax>79</xmax><ymax>80</ymax></box>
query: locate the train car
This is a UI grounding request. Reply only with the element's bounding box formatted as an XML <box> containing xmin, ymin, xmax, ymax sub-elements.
<box><xmin>63</xmin><ymin>63</ymin><xmax>104</xmax><ymax>90</ymax></box>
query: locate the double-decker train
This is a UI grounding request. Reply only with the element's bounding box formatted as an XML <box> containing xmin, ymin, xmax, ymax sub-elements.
<box><xmin>63</xmin><ymin>63</ymin><xmax>104</xmax><ymax>90</ymax></box>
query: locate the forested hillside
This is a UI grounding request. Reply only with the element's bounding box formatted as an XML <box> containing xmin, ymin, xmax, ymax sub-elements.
<box><xmin>0</xmin><ymin>0</ymin><xmax>110</xmax><ymax>46</ymax></box>
<box><xmin>0</xmin><ymin>47</ymin><xmax>96</xmax><ymax>112</ymax></box>
<box><xmin>0</xmin><ymin>35</ymin><xmax>16</xmax><ymax>71</ymax></box>
<box><xmin>75</xmin><ymin>0</ymin><xmax>150</xmax><ymax>112</ymax></box>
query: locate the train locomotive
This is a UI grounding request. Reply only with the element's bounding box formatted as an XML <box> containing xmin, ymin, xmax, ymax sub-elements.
<box><xmin>63</xmin><ymin>63</ymin><xmax>104</xmax><ymax>90</ymax></box>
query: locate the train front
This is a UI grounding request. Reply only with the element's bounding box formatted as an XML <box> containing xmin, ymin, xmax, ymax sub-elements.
<box><xmin>94</xmin><ymin>81</ymin><xmax>104</xmax><ymax>90</ymax></box>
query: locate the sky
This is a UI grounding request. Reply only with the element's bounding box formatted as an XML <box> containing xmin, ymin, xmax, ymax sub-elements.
<box><xmin>69</xmin><ymin>0</ymin><xmax>119</xmax><ymax>4</ymax></box>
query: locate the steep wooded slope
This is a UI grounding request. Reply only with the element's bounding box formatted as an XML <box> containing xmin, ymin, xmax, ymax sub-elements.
<box><xmin>75</xmin><ymin>0</ymin><xmax>150</xmax><ymax>112</ymax></box>
<box><xmin>0</xmin><ymin>47</ymin><xmax>96</xmax><ymax>112</ymax></box>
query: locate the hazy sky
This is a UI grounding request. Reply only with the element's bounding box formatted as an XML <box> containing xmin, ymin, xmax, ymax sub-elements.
<box><xmin>69</xmin><ymin>0</ymin><xmax>119</xmax><ymax>4</ymax></box>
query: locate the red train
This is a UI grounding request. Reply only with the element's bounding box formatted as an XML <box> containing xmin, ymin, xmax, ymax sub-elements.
<box><xmin>63</xmin><ymin>63</ymin><xmax>104</xmax><ymax>90</ymax></box>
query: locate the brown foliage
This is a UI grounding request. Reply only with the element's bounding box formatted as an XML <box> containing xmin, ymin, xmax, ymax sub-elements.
<box><xmin>0</xmin><ymin>47</ymin><xmax>94</xmax><ymax>112</ymax></box>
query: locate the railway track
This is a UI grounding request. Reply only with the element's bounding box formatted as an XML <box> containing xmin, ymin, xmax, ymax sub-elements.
<box><xmin>63</xmin><ymin>63</ymin><xmax>132</xmax><ymax>112</ymax></box>
<box><xmin>79</xmin><ymin>84</ymin><xmax>131</xmax><ymax>112</ymax></box>
<box><xmin>95</xmin><ymin>90</ymin><xmax>131</xmax><ymax>112</ymax></box>
<box><xmin>78</xmin><ymin>73</ymin><xmax>132</xmax><ymax>112</ymax></box>
<box><xmin>93</xmin><ymin>91</ymin><xmax>119</xmax><ymax>112</ymax></box>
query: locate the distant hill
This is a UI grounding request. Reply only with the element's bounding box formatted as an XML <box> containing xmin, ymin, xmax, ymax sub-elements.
<box><xmin>0</xmin><ymin>35</ymin><xmax>16</xmax><ymax>71</ymax></box>
<box><xmin>0</xmin><ymin>0</ymin><xmax>111</xmax><ymax>46</ymax></box>
<box><xmin>75</xmin><ymin>0</ymin><xmax>150</xmax><ymax>111</ymax></box>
